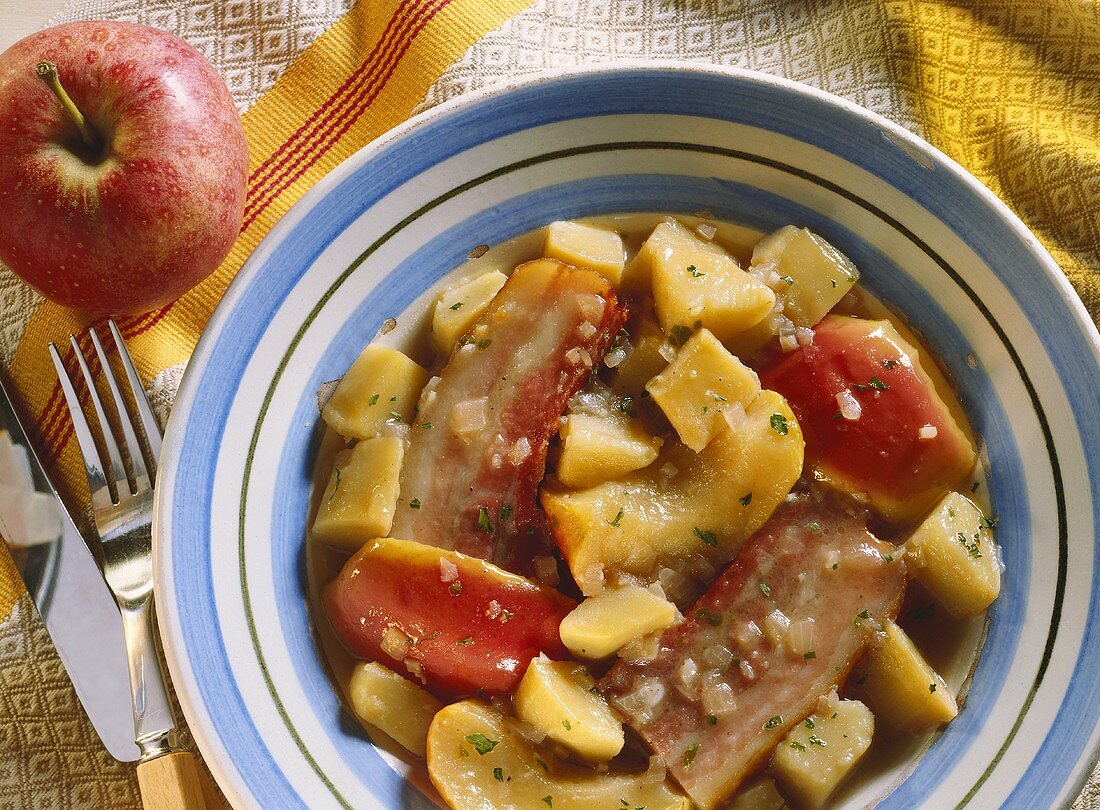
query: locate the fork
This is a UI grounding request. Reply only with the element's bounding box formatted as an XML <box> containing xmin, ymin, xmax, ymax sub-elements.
<box><xmin>50</xmin><ymin>321</ymin><xmax>206</xmax><ymax>810</ymax></box>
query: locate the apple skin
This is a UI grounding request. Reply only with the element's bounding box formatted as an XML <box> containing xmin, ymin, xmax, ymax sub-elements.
<box><xmin>324</xmin><ymin>537</ymin><xmax>576</xmax><ymax>697</ymax></box>
<box><xmin>0</xmin><ymin>21</ymin><xmax>248</xmax><ymax>315</ymax></box>
<box><xmin>759</xmin><ymin>315</ymin><xmax>976</xmax><ymax>522</ymax></box>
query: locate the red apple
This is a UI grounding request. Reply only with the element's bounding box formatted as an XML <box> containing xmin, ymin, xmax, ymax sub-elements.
<box><xmin>0</xmin><ymin>21</ymin><xmax>248</xmax><ymax>315</ymax></box>
<box><xmin>324</xmin><ymin>537</ymin><xmax>576</xmax><ymax>697</ymax></box>
<box><xmin>760</xmin><ymin>315</ymin><xmax>976</xmax><ymax>522</ymax></box>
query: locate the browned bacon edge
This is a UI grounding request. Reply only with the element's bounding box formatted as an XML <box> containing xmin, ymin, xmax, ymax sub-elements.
<box><xmin>391</xmin><ymin>259</ymin><xmax>629</xmax><ymax>574</ymax></box>
<box><xmin>600</xmin><ymin>495</ymin><xmax>907</xmax><ymax>809</ymax></box>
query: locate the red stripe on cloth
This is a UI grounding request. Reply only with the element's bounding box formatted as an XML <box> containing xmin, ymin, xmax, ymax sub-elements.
<box><xmin>242</xmin><ymin>0</ymin><xmax>453</xmax><ymax>230</ymax></box>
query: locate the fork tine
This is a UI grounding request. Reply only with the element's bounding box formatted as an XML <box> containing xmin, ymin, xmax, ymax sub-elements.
<box><xmin>89</xmin><ymin>327</ymin><xmax>151</xmax><ymax>491</ymax></box>
<box><xmin>68</xmin><ymin>334</ymin><xmax>129</xmax><ymax>497</ymax></box>
<box><xmin>49</xmin><ymin>342</ymin><xmax>114</xmax><ymax>515</ymax></box>
<box><xmin>108</xmin><ymin>320</ymin><xmax>162</xmax><ymax>464</ymax></box>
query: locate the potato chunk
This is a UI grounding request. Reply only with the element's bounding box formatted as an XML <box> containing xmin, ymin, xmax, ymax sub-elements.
<box><xmin>514</xmin><ymin>656</ymin><xmax>624</xmax><ymax>762</ymax></box>
<box><xmin>905</xmin><ymin>491</ymin><xmax>1000</xmax><ymax>617</ymax></box>
<box><xmin>646</xmin><ymin>328</ymin><xmax>762</xmax><ymax>452</ymax></box>
<box><xmin>640</xmin><ymin>220</ymin><xmax>775</xmax><ymax>344</ymax></box>
<box><xmin>348</xmin><ymin>661</ymin><xmax>442</xmax><ymax>757</ymax></box>
<box><xmin>544</xmin><ymin>221</ymin><xmax>626</xmax><ymax>286</ymax></box>
<box><xmin>771</xmin><ymin>695</ymin><xmax>874</xmax><ymax>809</ymax></box>
<box><xmin>311</xmin><ymin>436</ymin><xmax>404</xmax><ymax>551</ymax></box>
<box><xmin>543</xmin><ymin>389</ymin><xmax>804</xmax><ymax>595</ymax></box>
<box><xmin>432</xmin><ymin>271</ymin><xmax>509</xmax><ymax>355</ymax></box>
<box><xmin>557</xmin><ymin>414</ymin><xmax>662</xmax><ymax>488</ymax></box>
<box><xmin>851</xmin><ymin>619</ymin><xmax>957</xmax><ymax>732</ymax></box>
<box><xmin>322</xmin><ymin>345</ymin><xmax>429</xmax><ymax>440</ymax></box>
<box><xmin>751</xmin><ymin>226</ymin><xmax>859</xmax><ymax>328</ymax></box>
<box><xmin>558</xmin><ymin>585</ymin><xmax>678</xmax><ymax>659</ymax></box>
<box><xmin>609</xmin><ymin>305</ymin><xmax>669</xmax><ymax>398</ymax></box>
<box><xmin>427</xmin><ymin>699</ymin><xmax>688</xmax><ymax>810</ymax></box>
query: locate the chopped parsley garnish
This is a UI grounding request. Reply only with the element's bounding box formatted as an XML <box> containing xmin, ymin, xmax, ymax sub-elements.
<box><xmin>706</xmin><ymin>714</ymin><xmax>718</xmax><ymax>726</ymax></box>
<box><xmin>535</xmin><ymin>757</ymin><xmax>549</xmax><ymax>773</ymax></box>
<box><xmin>972</xmin><ymin>481</ymin><xmax>980</xmax><ymax>492</ymax></box>
<box><xmin>419</xmin><ymin>421</ymin><xmax>433</xmax><ymax>430</ymax></box>
<box><xmin>804</xmin><ymin>717</ymin><xmax>815</xmax><ymax>729</ymax></box>
<box><xmin>929</xmin><ymin>683</ymin><xmax>938</xmax><ymax>694</ymax></box>
<box><xmin>450</xmin><ymin>301</ymin><xmax>464</xmax><ymax>310</ymax></box>
<box><xmin>701</xmin><ymin>404</ymin><xmax>709</xmax><ymax>414</ymax></box>
<box><xmin>696</xmin><ymin>609</ymin><xmax>722</xmax><ymax>626</ymax></box>
<box><xmin>368</xmin><ymin>393</ymin><xmax>380</xmax><ymax>406</ymax></box>
<box><xmin>739</xmin><ymin>492</ymin><xmax>753</xmax><ymax>507</ymax></box>
<box><xmin>808</xmin><ymin>734</ymin><xmax>827</xmax><ymax>747</ymax></box>
<box><xmin>619</xmin><ymin>397</ymin><xmax>637</xmax><ymax>418</ymax></box>
<box><xmin>457</xmin><ymin>637</ymin><xmax>473</xmax><ymax>645</ymax></box>
<box><xmin>957</xmin><ymin>531</ymin><xmax>983</xmax><ymax>558</ymax></box>
<box><xmin>854</xmin><ymin>610</ymin><xmax>870</xmax><ymax>627</ymax></box>
<box><xmin>409</xmin><ymin>498</ymin><xmax>422</xmax><ymax>509</ymax></box>
<box><xmin>609</xmin><ymin>508</ymin><xmax>624</xmax><ymax>527</ymax></box>
<box><xmin>980</xmin><ymin>516</ymin><xmax>998</xmax><ymax>529</ymax></box>
<box><xmin>477</xmin><ymin>506</ymin><xmax>493</xmax><ymax>533</ymax></box>
<box><xmin>449</xmin><ymin>581</ymin><xmax>463</xmax><ymax>596</ymax></box>
<box><xmin>882</xmin><ymin>358</ymin><xmax>898</xmax><ymax>368</ymax></box>
<box><xmin>687</xmin><ymin>264</ymin><xmax>705</xmax><ymax>278</ymax></box>
<box><xmin>883</xmin><ymin>553</ymin><xmax>894</xmax><ymax>563</ymax></box>
<box><xmin>499</xmin><ymin>505</ymin><xmax>513</xmax><ymax>522</ymax></box>
<box><xmin>804</xmin><ymin>651</ymin><xmax>817</xmax><ymax>660</ymax></box>
<box><xmin>694</xmin><ymin>527</ymin><xmax>718</xmax><ymax>547</ymax></box>
<box><xmin>769</xmin><ymin>413</ymin><xmax>790</xmax><ymax>435</ymax></box>
<box><xmin>713</xmin><ymin>393</ymin><xmax>728</xmax><ymax>402</ymax></box>
<box><xmin>759</xmin><ymin>582</ymin><xmax>772</xmax><ymax>597</ymax></box>
<box><xmin>328</xmin><ymin>468</ymin><xmax>342</xmax><ymax>502</ymax></box>
<box><xmin>763</xmin><ymin>716</ymin><xmax>783</xmax><ymax>729</ymax></box>
<box><xmin>562</xmin><ymin>719</ymin><xmax>573</xmax><ymax>730</ymax></box>
<box><xmin>493</xmin><ymin>767</ymin><xmax>504</xmax><ymax>782</ymax></box>
<box><xmin>542</xmin><ymin>796</ymin><xmax>553</xmax><ymax>807</ymax></box>
<box><xmin>831</xmin><ymin>279</ymin><xmax>838</xmax><ymax>288</ymax></box>
<box><xmin>789</xmin><ymin>741</ymin><xmax>807</xmax><ymax>751</ymax></box>
<box><xmin>390</xmin><ymin>395</ymin><xmax>397</xmax><ymax>402</ymax></box>
<box><xmin>948</xmin><ymin>507</ymin><xmax>957</xmax><ymax>518</ymax></box>
<box><xmin>669</xmin><ymin>325</ymin><xmax>693</xmax><ymax>346</ymax></box>
<box><xmin>810</xmin><ymin>521</ymin><xmax>822</xmax><ymax>532</ymax></box>
<box><xmin>683</xmin><ymin>743</ymin><xmax>699</xmax><ymax>769</ymax></box>
<box><xmin>778</xmin><ymin>274</ymin><xmax>794</xmax><ymax>285</ymax></box>
<box><xmin>476</xmin><ymin>339</ymin><xmax>493</xmax><ymax>350</ymax></box>
<box><xmin>868</xmin><ymin>376</ymin><xmax>889</xmax><ymax>391</ymax></box>
<box><xmin>464</xmin><ymin>733</ymin><xmax>498</xmax><ymax>755</ymax></box>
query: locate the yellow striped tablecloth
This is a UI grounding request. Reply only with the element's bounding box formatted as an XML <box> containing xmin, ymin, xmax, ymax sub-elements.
<box><xmin>0</xmin><ymin>0</ymin><xmax>1097</xmax><ymax>807</ymax></box>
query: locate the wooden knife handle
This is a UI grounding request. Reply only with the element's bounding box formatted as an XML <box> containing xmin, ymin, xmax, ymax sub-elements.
<box><xmin>136</xmin><ymin>751</ymin><xmax>207</xmax><ymax>810</ymax></box>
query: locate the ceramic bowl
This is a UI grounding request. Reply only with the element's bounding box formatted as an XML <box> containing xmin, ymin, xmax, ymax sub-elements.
<box><xmin>154</xmin><ymin>63</ymin><xmax>1100</xmax><ymax>808</ymax></box>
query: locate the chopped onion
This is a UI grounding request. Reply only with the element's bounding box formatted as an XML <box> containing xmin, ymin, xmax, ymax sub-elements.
<box><xmin>533</xmin><ymin>556</ymin><xmax>560</xmax><ymax>587</ymax></box>
<box><xmin>603</xmin><ymin>346</ymin><xmax>628</xmax><ymax>368</ymax></box>
<box><xmin>316</xmin><ymin>379</ymin><xmax>340</xmax><ymax>414</ymax></box>
<box><xmin>379</xmin><ymin>420</ymin><xmax>410</xmax><ymax>439</ymax></box>
<box><xmin>577</xmin><ymin>322</ymin><xmax>597</xmax><ymax>339</ymax></box>
<box><xmin>678</xmin><ymin>657</ymin><xmax>700</xmax><ymax>689</ymax></box>
<box><xmin>702</xmin><ymin>643</ymin><xmax>735</xmax><ymax>670</ymax></box>
<box><xmin>450</xmin><ymin>397</ymin><xmax>488</xmax><ymax>438</ymax></box>
<box><xmin>796</xmin><ymin>326</ymin><xmax>814</xmax><ymax>347</ymax></box>
<box><xmin>694</xmin><ymin>222</ymin><xmax>718</xmax><ymax>241</ymax></box>
<box><xmin>620</xmin><ymin>633</ymin><xmax>661</xmax><ymax>664</ymax></box>
<box><xmin>779</xmin><ymin>331</ymin><xmax>799</xmax><ymax>353</ymax></box>
<box><xmin>439</xmin><ymin>558</ymin><xmax>459</xmax><ymax>583</ymax></box>
<box><xmin>739</xmin><ymin>659</ymin><xmax>756</xmax><ymax>680</ymax></box>
<box><xmin>836</xmin><ymin>389</ymin><xmax>863</xmax><ymax>421</ymax></box>
<box><xmin>659</xmin><ymin>462</ymin><xmax>679</xmax><ymax>482</ymax></box>
<box><xmin>507</xmin><ymin>436</ymin><xmax>532</xmax><ymax>465</ymax></box>
<box><xmin>701</xmin><ymin>674</ymin><xmax>737</xmax><ymax>716</ymax></box>
<box><xmin>504</xmin><ymin>716</ymin><xmax>547</xmax><ymax>744</ymax></box>
<box><xmin>919</xmin><ymin>424</ymin><xmax>939</xmax><ymax>440</ymax></box>
<box><xmin>658</xmin><ymin>342</ymin><xmax>677</xmax><ymax>362</ymax></box>
<box><xmin>787</xmin><ymin>618</ymin><xmax>816</xmax><ymax>656</ymax></box>
<box><xmin>577</xmin><ymin>294</ymin><xmax>606</xmax><ymax>321</ymax></box>
<box><xmin>658</xmin><ymin>566</ymin><xmax>693</xmax><ymax>603</ymax></box>
<box><xmin>404</xmin><ymin>657</ymin><xmax>425</xmax><ymax>682</ymax></box>
<box><xmin>381</xmin><ymin>626</ymin><xmax>408</xmax><ymax>660</ymax></box>
<box><xmin>722</xmin><ymin>401</ymin><xmax>748</xmax><ymax>433</ymax></box>
<box><xmin>578</xmin><ymin>348</ymin><xmax>593</xmax><ymax>368</ymax></box>
<box><xmin>485</xmin><ymin>600</ymin><xmax>502</xmax><ymax>619</ymax></box>
<box><xmin>565</xmin><ymin>347</ymin><xmax>583</xmax><ymax>365</ymax></box>
<box><xmin>764</xmin><ymin>609</ymin><xmax>791</xmax><ymax>644</ymax></box>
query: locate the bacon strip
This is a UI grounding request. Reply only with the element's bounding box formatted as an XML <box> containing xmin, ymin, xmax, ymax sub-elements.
<box><xmin>600</xmin><ymin>496</ymin><xmax>906</xmax><ymax>809</ymax></box>
<box><xmin>391</xmin><ymin>259</ymin><xmax>628</xmax><ymax>573</ymax></box>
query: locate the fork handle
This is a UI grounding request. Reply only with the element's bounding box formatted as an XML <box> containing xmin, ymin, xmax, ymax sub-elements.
<box><xmin>137</xmin><ymin>751</ymin><xmax>206</xmax><ymax>810</ymax></box>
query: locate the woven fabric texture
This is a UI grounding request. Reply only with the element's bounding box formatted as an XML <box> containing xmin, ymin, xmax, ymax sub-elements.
<box><xmin>0</xmin><ymin>0</ymin><xmax>1097</xmax><ymax>807</ymax></box>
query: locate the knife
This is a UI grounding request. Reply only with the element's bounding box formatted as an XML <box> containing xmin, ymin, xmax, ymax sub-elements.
<box><xmin>0</xmin><ymin>370</ymin><xmax>140</xmax><ymax>762</ymax></box>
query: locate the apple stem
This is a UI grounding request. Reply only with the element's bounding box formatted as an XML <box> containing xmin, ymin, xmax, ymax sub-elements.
<box><xmin>35</xmin><ymin>60</ymin><xmax>99</xmax><ymax>150</ymax></box>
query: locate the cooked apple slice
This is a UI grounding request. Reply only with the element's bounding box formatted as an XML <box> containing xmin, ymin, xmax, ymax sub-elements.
<box><xmin>542</xmin><ymin>389</ymin><xmax>803</xmax><ymax>596</ymax></box>
<box><xmin>322</xmin><ymin>344</ymin><xmax>429</xmax><ymax>441</ymax></box>
<box><xmin>559</xmin><ymin>585</ymin><xmax>679</xmax><ymax>660</ymax></box>
<box><xmin>392</xmin><ymin>259</ymin><xmax>628</xmax><ymax>573</ymax></box>
<box><xmin>432</xmin><ymin>270</ymin><xmax>509</xmax><ymax>356</ymax></box>
<box><xmin>514</xmin><ymin>655</ymin><xmax>624</xmax><ymax>762</ymax></box>
<box><xmin>750</xmin><ymin>226</ymin><xmax>859</xmax><ymax>328</ymax></box>
<box><xmin>347</xmin><ymin>661</ymin><xmax>442</xmax><ymax>757</ymax></box>
<box><xmin>600</xmin><ymin>496</ymin><xmax>907</xmax><ymax>810</ymax></box>
<box><xmin>556</xmin><ymin>413</ymin><xmax>662</xmax><ymax>488</ymax></box>
<box><xmin>544</xmin><ymin>221</ymin><xmax>626</xmax><ymax>286</ymax></box>
<box><xmin>426</xmin><ymin>699</ymin><xmax>689</xmax><ymax>810</ymax></box>
<box><xmin>311</xmin><ymin>436</ymin><xmax>403</xmax><ymax>551</ymax></box>
<box><xmin>324</xmin><ymin>537</ymin><xmax>575</xmax><ymax>696</ymax></box>
<box><xmin>760</xmin><ymin>315</ymin><xmax>976</xmax><ymax>522</ymax></box>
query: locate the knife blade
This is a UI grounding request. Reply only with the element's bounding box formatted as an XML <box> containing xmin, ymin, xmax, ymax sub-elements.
<box><xmin>0</xmin><ymin>371</ymin><xmax>140</xmax><ymax>762</ymax></box>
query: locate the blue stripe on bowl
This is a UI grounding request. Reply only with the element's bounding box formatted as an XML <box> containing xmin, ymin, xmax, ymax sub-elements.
<box><xmin>163</xmin><ymin>65</ymin><xmax>1099</xmax><ymax>809</ymax></box>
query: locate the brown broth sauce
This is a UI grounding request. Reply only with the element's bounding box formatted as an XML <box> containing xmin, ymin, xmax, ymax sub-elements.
<box><xmin>306</xmin><ymin>214</ymin><xmax>993</xmax><ymax>807</ymax></box>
